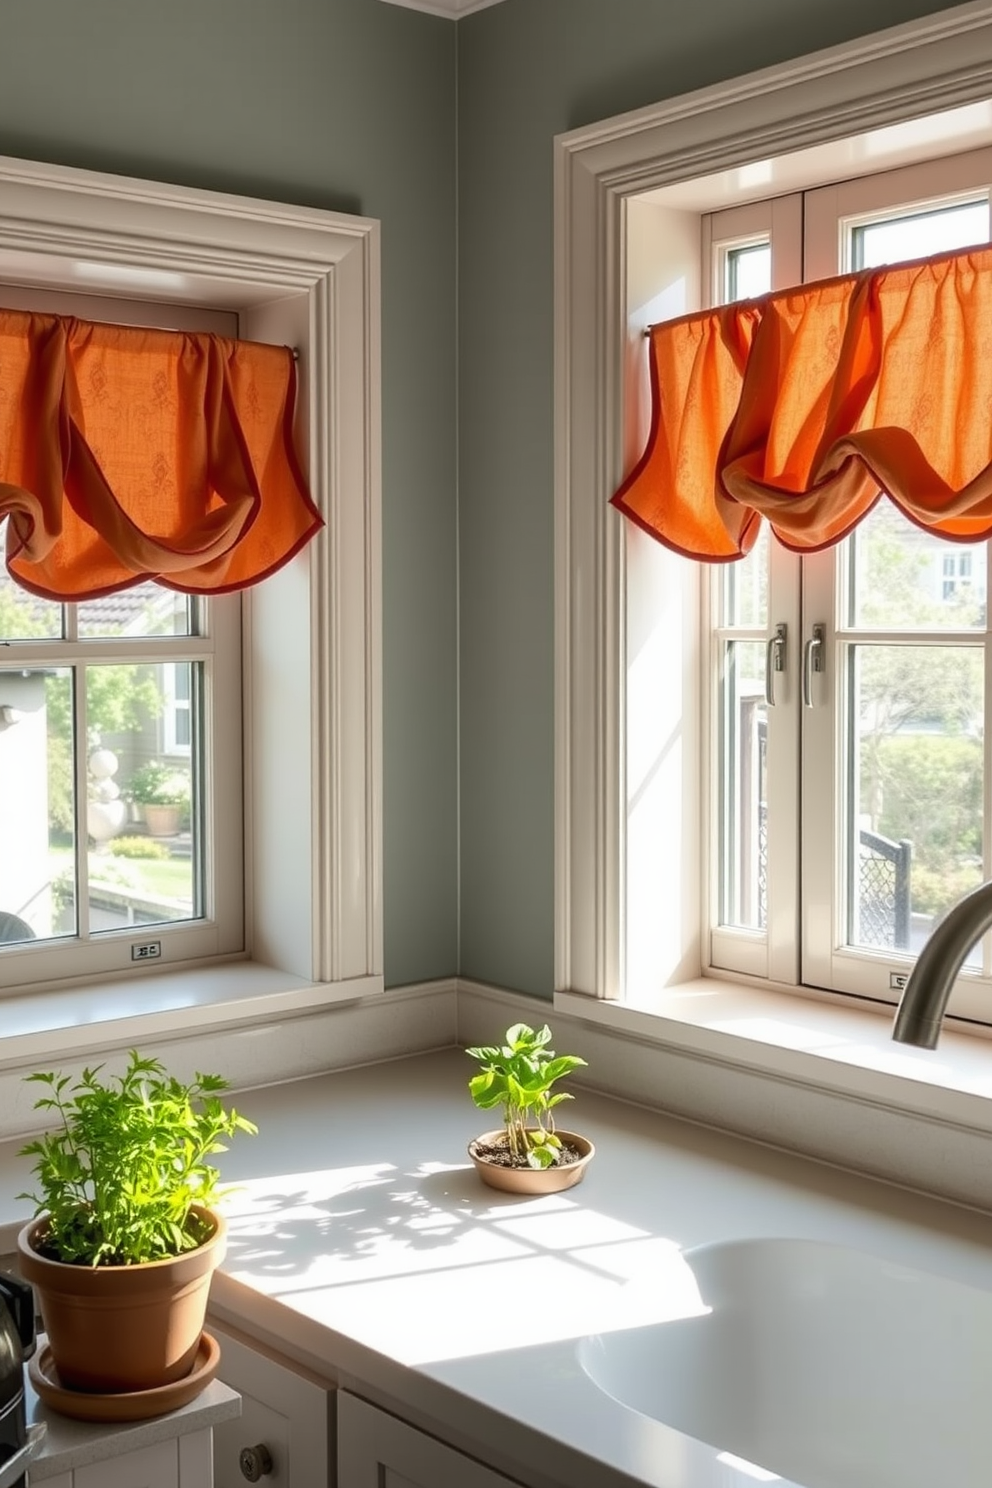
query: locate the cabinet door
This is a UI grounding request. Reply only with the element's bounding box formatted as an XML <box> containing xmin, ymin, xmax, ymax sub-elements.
<box><xmin>337</xmin><ymin>1392</ymin><xmax>525</xmax><ymax>1488</ymax></box>
<box><xmin>38</xmin><ymin>1433</ymin><xmax>212</xmax><ymax>1488</ymax></box>
<box><xmin>72</xmin><ymin>1438</ymin><xmax>179</xmax><ymax>1488</ymax></box>
<box><xmin>210</xmin><ymin>1323</ymin><xmax>333</xmax><ymax>1488</ymax></box>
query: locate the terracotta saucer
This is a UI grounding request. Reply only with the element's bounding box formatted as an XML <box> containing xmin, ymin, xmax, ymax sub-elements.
<box><xmin>28</xmin><ymin>1331</ymin><xmax>221</xmax><ymax>1423</ymax></box>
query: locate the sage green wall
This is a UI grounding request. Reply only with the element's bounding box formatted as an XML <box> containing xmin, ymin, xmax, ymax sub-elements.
<box><xmin>0</xmin><ymin>0</ymin><xmax>458</xmax><ymax>988</ymax></box>
<box><xmin>456</xmin><ymin>0</ymin><xmax>965</xmax><ymax>998</ymax></box>
<box><xmin>1</xmin><ymin>0</ymin><xmax>974</xmax><ymax>1005</ymax></box>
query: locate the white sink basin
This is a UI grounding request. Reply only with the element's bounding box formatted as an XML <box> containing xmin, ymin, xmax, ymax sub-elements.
<box><xmin>577</xmin><ymin>1237</ymin><xmax>992</xmax><ymax>1488</ymax></box>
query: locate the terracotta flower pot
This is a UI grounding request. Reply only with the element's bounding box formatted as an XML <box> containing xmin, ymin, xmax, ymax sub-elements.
<box><xmin>142</xmin><ymin>803</ymin><xmax>182</xmax><ymax>838</ymax></box>
<box><xmin>468</xmin><ymin>1130</ymin><xmax>595</xmax><ymax>1194</ymax></box>
<box><xmin>17</xmin><ymin>1204</ymin><xmax>226</xmax><ymax>1394</ymax></box>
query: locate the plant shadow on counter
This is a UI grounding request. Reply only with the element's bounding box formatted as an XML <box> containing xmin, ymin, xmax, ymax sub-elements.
<box><xmin>221</xmin><ymin>1164</ymin><xmax>543</xmax><ymax>1280</ymax></box>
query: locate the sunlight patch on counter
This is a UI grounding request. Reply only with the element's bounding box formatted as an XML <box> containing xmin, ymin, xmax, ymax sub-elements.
<box><xmin>265</xmin><ymin>1233</ymin><xmax>704</xmax><ymax>1365</ymax></box>
<box><xmin>219</xmin><ymin>1163</ymin><xmax>698</xmax><ymax>1364</ymax></box>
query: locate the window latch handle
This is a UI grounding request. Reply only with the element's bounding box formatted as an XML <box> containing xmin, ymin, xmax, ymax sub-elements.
<box><xmin>765</xmin><ymin>622</ymin><xmax>787</xmax><ymax>707</ymax></box>
<box><xmin>803</xmin><ymin>623</ymin><xmax>825</xmax><ymax>708</ymax></box>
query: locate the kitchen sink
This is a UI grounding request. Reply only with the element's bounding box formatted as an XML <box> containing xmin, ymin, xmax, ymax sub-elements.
<box><xmin>577</xmin><ymin>1236</ymin><xmax>992</xmax><ymax>1488</ymax></box>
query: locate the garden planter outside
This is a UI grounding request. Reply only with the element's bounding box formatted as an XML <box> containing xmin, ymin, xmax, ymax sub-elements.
<box><xmin>468</xmin><ymin>1130</ymin><xmax>595</xmax><ymax>1194</ymax></box>
<box><xmin>142</xmin><ymin>803</ymin><xmax>181</xmax><ymax>838</ymax></box>
<box><xmin>17</xmin><ymin>1204</ymin><xmax>226</xmax><ymax>1394</ymax></box>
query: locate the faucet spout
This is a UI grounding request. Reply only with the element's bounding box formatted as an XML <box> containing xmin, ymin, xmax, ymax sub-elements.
<box><xmin>892</xmin><ymin>878</ymin><xmax>992</xmax><ymax>1048</ymax></box>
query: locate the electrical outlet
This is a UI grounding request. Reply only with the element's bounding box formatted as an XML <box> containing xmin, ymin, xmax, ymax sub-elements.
<box><xmin>131</xmin><ymin>940</ymin><xmax>162</xmax><ymax>962</ymax></box>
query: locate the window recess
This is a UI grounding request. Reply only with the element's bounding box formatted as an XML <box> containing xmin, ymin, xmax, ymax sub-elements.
<box><xmin>0</xmin><ymin>154</ymin><xmax>382</xmax><ymax>1020</ymax></box>
<box><xmin>0</xmin><ymin>292</ymin><xmax>247</xmax><ymax>984</ymax></box>
<box><xmin>689</xmin><ymin>155</ymin><xmax>992</xmax><ymax>1024</ymax></box>
<box><xmin>612</xmin><ymin>154</ymin><xmax>992</xmax><ymax>1023</ymax></box>
<box><xmin>555</xmin><ymin>12</ymin><xmax>992</xmax><ymax>1033</ymax></box>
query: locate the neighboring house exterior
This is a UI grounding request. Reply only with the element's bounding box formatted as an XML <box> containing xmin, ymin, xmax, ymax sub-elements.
<box><xmin>80</xmin><ymin>587</ymin><xmax>192</xmax><ymax>785</ymax></box>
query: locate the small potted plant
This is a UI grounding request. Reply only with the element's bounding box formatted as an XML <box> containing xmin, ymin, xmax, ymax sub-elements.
<box><xmin>16</xmin><ymin>1050</ymin><xmax>256</xmax><ymax>1413</ymax></box>
<box><xmin>466</xmin><ymin>1022</ymin><xmax>592</xmax><ymax>1194</ymax></box>
<box><xmin>127</xmin><ymin>760</ymin><xmax>191</xmax><ymax>838</ymax></box>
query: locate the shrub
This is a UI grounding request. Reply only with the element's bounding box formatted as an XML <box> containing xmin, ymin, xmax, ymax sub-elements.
<box><xmin>109</xmin><ymin>836</ymin><xmax>171</xmax><ymax>861</ymax></box>
<box><xmin>128</xmin><ymin>761</ymin><xmax>190</xmax><ymax>808</ymax></box>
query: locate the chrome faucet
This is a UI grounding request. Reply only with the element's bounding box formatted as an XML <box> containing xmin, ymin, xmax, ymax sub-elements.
<box><xmin>892</xmin><ymin>878</ymin><xmax>992</xmax><ymax>1048</ymax></box>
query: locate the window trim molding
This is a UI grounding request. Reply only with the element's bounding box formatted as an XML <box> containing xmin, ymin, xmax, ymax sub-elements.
<box><xmin>554</xmin><ymin>0</ymin><xmax>992</xmax><ymax>1002</ymax></box>
<box><xmin>0</xmin><ymin>154</ymin><xmax>382</xmax><ymax>995</ymax></box>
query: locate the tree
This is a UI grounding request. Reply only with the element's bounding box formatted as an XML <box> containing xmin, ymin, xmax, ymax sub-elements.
<box><xmin>854</xmin><ymin>507</ymin><xmax>985</xmax><ymax>917</ymax></box>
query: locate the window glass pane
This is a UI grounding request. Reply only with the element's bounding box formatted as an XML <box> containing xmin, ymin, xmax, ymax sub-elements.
<box><xmin>0</xmin><ymin>666</ymin><xmax>75</xmax><ymax>943</ymax></box>
<box><xmin>86</xmin><ymin>662</ymin><xmax>201</xmax><ymax>932</ymax></box>
<box><xmin>77</xmin><ymin>583</ymin><xmax>192</xmax><ymax>639</ymax></box>
<box><xmin>722</xmin><ymin>525</ymin><xmax>769</xmax><ymax>628</ymax></box>
<box><xmin>846</xmin><ymin>643</ymin><xmax>983</xmax><ymax>964</ymax></box>
<box><xmin>0</xmin><ymin>524</ymin><xmax>62</xmax><ymax>640</ymax></box>
<box><xmin>851</xmin><ymin>199</ymin><xmax>989</xmax><ymax>270</ymax></box>
<box><xmin>848</xmin><ymin>502</ymin><xmax>986</xmax><ymax>630</ymax></box>
<box><xmin>719</xmin><ymin>641</ymin><xmax>767</xmax><ymax>930</ymax></box>
<box><xmin>727</xmin><ymin>243</ymin><xmax>771</xmax><ymax>300</ymax></box>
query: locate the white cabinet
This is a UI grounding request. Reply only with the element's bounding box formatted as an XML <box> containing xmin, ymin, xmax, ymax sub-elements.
<box><xmin>209</xmin><ymin>1323</ymin><xmax>334</xmax><ymax>1488</ymax></box>
<box><xmin>36</xmin><ymin>1429</ymin><xmax>213</xmax><ymax>1488</ymax></box>
<box><xmin>337</xmin><ymin>1392</ymin><xmax>525</xmax><ymax>1488</ymax></box>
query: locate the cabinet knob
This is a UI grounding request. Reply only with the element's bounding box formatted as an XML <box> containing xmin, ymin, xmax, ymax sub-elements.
<box><xmin>239</xmin><ymin>1443</ymin><xmax>275</xmax><ymax>1481</ymax></box>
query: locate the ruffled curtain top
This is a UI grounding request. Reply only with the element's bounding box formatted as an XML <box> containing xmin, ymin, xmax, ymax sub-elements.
<box><xmin>0</xmin><ymin>309</ymin><xmax>322</xmax><ymax>600</ymax></box>
<box><xmin>611</xmin><ymin>244</ymin><xmax>992</xmax><ymax>559</ymax></box>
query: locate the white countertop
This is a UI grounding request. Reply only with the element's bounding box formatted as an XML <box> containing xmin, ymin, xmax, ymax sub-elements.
<box><xmin>190</xmin><ymin>1049</ymin><xmax>992</xmax><ymax>1488</ymax></box>
<box><xmin>2</xmin><ymin>1047</ymin><xmax>991</xmax><ymax>1487</ymax></box>
<box><xmin>24</xmin><ymin>1373</ymin><xmax>241</xmax><ymax>1482</ymax></box>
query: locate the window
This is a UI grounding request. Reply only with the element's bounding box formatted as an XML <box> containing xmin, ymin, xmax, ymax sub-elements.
<box><xmin>705</xmin><ymin>160</ymin><xmax>992</xmax><ymax>1019</ymax></box>
<box><xmin>0</xmin><ymin>295</ymin><xmax>244</xmax><ymax>982</ymax></box>
<box><xmin>554</xmin><ymin>3</ymin><xmax>992</xmax><ymax>1034</ymax></box>
<box><xmin>0</xmin><ymin>571</ymin><xmax>243</xmax><ymax>974</ymax></box>
<box><xmin>0</xmin><ymin>157</ymin><xmax>382</xmax><ymax>1007</ymax></box>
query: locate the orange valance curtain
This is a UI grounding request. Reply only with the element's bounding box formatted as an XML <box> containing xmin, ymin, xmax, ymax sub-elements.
<box><xmin>0</xmin><ymin>310</ymin><xmax>322</xmax><ymax>600</ymax></box>
<box><xmin>611</xmin><ymin>244</ymin><xmax>992</xmax><ymax>560</ymax></box>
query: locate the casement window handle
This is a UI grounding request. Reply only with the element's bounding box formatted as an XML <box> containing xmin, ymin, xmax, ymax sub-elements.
<box><xmin>803</xmin><ymin>623</ymin><xmax>825</xmax><ymax>707</ymax></box>
<box><xmin>765</xmin><ymin>623</ymin><xmax>787</xmax><ymax>706</ymax></box>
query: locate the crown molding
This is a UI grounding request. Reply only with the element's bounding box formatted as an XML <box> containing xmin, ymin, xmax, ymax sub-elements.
<box><xmin>379</xmin><ymin>0</ymin><xmax>507</xmax><ymax>16</ymax></box>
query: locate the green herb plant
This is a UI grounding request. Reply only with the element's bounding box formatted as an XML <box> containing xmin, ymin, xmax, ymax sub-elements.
<box><xmin>18</xmin><ymin>1050</ymin><xmax>257</xmax><ymax>1267</ymax></box>
<box><xmin>466</xmin><ymin>1023</ymin><xmax>587</xmax><ymax>1169</ymax></box>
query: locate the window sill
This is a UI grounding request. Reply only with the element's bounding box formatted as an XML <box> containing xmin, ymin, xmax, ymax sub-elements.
<box><xmin>555</xmin><ymin>977</ymin><xmax>992</xmax><ymax>1134</ymax></box>
<box><xmin>0</xmin><ymin>961</ymin><xmax>383</xmax><ymax>1073</ymax></box>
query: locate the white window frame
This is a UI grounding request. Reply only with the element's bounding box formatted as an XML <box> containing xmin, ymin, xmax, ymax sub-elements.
<box><xmin>0</xmin><ymin>155</ymin><xmax>382</xmax><ymax>1000</ymax></box>
<box><xmin>702</xmin><ymin>164</ymin><xmax>992</xmax><ymax>1019</ymax></box>
<box><xmin>554</xmin><ymin>0</ymin><xmax>992</xmax><ymax>1010</ymax></box>
<box><xmin>163</xmin><ymin>661</ymin><xmax>193</xmax><ymax>759</ymax></box>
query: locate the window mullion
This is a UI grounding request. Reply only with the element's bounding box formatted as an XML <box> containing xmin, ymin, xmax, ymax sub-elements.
<box><xmin>799</xmin><ymin>548</ymin><xmax>840</xmax><ymax>990</ymax></box>
<box><xmin>72</xmin><ymin>658</ymin><xmax>90</xmax><ymax>942</ymax></box>
<box><xmin>763</xmin><ymin>540</ymin><xmax>802</xmax><ymax>986</ymax></box>
<box><xmin>704</xmin><ymin>193</ymin><xmax>803</xmax><ymax>986</ymax></box>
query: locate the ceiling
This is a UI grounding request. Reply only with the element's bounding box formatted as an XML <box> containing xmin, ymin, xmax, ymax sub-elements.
<box><xmin>379</xmin><ymin>0</ymin><xmax>507</xmax><ymax>16</ymax></box>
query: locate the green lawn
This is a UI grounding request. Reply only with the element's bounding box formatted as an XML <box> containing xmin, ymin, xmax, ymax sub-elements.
<box><xmin>50</xmin><ymin>845</ymin><xmax>193</xmax><ymax>909</ymax></box>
